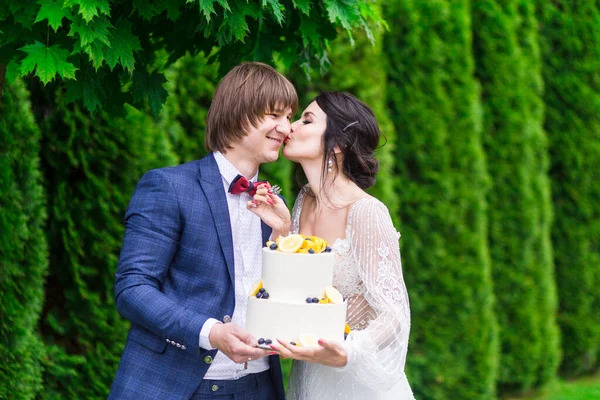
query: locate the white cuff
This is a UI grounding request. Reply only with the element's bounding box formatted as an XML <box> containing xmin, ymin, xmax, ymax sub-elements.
<box><xmin>199</xmin><ymin>318</ymin><xmax>221</xmax><ymax>350</ymax></box>
<box><xmin>334</xmin><ymin>337</ymin><xmax>354</xmax><ymax>372</ymax></box>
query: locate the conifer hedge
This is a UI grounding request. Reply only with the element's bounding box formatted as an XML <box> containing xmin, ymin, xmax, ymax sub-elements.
<box><xmin>536</xmin><ymin>1</ymin><xmax>600</xmax><ymax>377</ymax></box>
<box><xmin>27</xmin><ymin>84</ymin><xmax>178</xmax><ymax>398</ymax></box>
<box><xmin>471</xmin><ymin>0</ymin><xmax>560</xmax><ymax>392</ymax></box>
<box><xmin>0</xmin><ymin>80</ymin><xmax>47</xmax><ymax>400</ymax></box>
<box><xmin>383</xmin><ymin>1</ymin><xmax>498</xmax><ymax>399</ymax></box>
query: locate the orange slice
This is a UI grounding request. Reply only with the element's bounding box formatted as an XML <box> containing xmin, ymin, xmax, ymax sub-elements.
<box><xmin>250</xmin><ymin>280</ymin><xmax>263</xmax><ymax>297</ymax></box>
<box><xmin>278</xmin><ymin>234</ymin><xmax>305</xmax><ymax>253</ymax></box>
<box><xmin>344</xmin><ymin>323</ymin><xmax>351</xmax><ymax>334</ymax></box>
<box><xmin>324</xmin><ymin>286</ymin><xmax>343</xmax><ymax>304</ymax></box>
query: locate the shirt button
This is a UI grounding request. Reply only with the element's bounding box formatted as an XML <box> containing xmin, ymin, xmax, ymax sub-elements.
<box><xmin>204</xmin><ymin>355</ymin><xmax>213</xmax><ymax>364</ymax></box>
<box><xmin>211</xmin><ymin>385</ymin><xmax>219</xmax><ymax>392</ymax></box>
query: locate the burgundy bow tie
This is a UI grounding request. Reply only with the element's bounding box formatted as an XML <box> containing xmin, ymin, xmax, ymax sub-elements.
<box><xmin>228</xmin><ymin>174</ymin><xmax>270</xmax><ymax>196</ymax></box>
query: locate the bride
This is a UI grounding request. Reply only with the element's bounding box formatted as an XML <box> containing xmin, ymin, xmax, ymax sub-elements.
<box><xmin>248</xmin><ymin>91</ymin><xmax>415</xmax><ymax>399</ymax></box>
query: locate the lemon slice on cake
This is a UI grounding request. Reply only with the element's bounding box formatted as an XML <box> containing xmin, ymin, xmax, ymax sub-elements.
<box><xmin>277</xmin><ymin>234</ymin><xmax>305</xmax><ymax>253</ymax></box>
<box><xmin>324</xmin><ymin>286</ymin><xmax>343</xmax><ymax>304</ymax></box>
<box><xmin>298</xmin><ymin>333</ymin><xmax>319</xmax><ymax>347</ymax></box>
<box><xmin>250</xmin><ymin>280</ymin><xmax>263</xmax><ymax>297</ymax></box>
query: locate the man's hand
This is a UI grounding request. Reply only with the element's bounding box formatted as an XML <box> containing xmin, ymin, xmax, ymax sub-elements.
<box><xmin>209</xmin><ymin>323</ymin><xmax>272</xmax><ymax>364</ymax></box>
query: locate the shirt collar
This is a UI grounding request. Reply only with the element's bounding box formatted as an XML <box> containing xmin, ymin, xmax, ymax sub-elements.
<box><xmin>213</xmin><ymin>151</ymin><xmax>259</xmax><ymax>185</ymax></box>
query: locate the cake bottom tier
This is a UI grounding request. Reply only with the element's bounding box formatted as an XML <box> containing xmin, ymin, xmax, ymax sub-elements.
<box><xmin>246</xmin><ymin>297</ymin><xmax>347</xmax><ymax>345</ymax></box>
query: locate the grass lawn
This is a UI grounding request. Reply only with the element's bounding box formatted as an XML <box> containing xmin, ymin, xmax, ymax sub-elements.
<box><xmin>504</xmin><ymin>371</ymin><xmax>600</xmax><ymax>400</ymax></box>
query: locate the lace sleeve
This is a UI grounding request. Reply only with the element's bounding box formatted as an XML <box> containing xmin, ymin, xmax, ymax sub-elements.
<box><xmin>339</xmin><ymin>198</ymin><xmax>411</xmax><ymax>390</ymax></box>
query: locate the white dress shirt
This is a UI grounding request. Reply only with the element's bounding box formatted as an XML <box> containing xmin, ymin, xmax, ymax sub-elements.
<box><xmin>199</xmin><ymin>151</ymin><xmax>270</xmax><ymax>379</ymax></box>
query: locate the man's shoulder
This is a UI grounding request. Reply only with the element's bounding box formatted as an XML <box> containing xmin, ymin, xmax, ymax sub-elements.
<box><xmin>141</xmin><ymin>159</ymin><xmax>204</xmax><ymax>189</ymax></box>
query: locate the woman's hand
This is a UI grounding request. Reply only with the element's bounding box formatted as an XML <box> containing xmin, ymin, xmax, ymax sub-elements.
<box><xmin>247</xmin><ymin>184</ymin><xmax>291</xmax><ymax>238</ymax></box>
<box><xmin>268</xmin><ymin>338</ymin><xmax>348</xmax><ymax>368</ymax></box>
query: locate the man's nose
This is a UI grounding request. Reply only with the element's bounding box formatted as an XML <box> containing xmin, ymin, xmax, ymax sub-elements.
<box><xmin>276</xmin><ymin>118</ymin><xmax>291</xmax><ymax>134</ymax></box>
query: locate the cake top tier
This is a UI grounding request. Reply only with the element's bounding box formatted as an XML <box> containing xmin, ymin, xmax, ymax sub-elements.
<box><xmin>260</xmin><ymin>248</ymin><xmax>335</xmax><ymax>303</ymax></box>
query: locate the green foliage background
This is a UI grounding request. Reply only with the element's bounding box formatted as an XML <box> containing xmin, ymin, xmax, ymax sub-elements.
<box><xmin>472</xmin><ymin>0</ymin><xmax>560</xmax><ymax>393</ymax></box>
<box><xmin>384</xmin><ymin>1</ymin><xmax>497</xmax><ymax>398</ymax></box>
<box><xmin>1</xmin><ymin>0</ymin><xmax>599</xmax><ymax>399</ymax></box>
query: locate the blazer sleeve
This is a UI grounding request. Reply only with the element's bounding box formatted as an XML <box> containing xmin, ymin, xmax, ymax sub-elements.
<box><xmin>114</xmin><ymin>169</ymin><xmax>210</xmax><ymax>354</ymax></box>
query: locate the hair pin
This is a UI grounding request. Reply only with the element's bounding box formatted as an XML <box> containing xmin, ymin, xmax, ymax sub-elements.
<box><xmin>342</xmin><ymin>121</ymin><xmax>359</xmax><ymax>132</ymax></box>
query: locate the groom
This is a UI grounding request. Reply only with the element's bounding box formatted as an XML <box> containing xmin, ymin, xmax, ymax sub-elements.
<box><xmin>109</xmin><ymin>62</ymin><xmax>297</xmax><ymax>399</ymax></box>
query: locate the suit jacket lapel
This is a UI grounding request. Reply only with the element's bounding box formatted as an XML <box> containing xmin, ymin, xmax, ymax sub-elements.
<box><xmin>197</xmin><ymin>154</ymin><xmax>236</xmax><ymax>289</ymax></box>
<box><xmin>261</xmin><ymin>221</ymin><xmax>272</xmax><ymax>246</ymax></box>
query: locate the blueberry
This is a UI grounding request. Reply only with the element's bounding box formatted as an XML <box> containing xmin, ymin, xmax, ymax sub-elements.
<box><xmin>290</xmin><ymin>342</ymin><xmax>296</xmax><ymax>346</ymax></box>
<box><xmin>269</xmin><ymin>243</ymin><xmax>278</xmax><ymax>250</ymax></box>
<box><xmin>256</xmin><ymin>292</ymin><xmax>263</xmax><ymax>298</ymax></box>
<box><xmin>344</xmin><ymin>333</ymin><xmax>348</xmax><ymax>340</ymax></box>
<box><xmin>308</xmin><ymin>249</ymin><xmax>315</xmax><ymax>254</ymax></box>
<box><xmin>304</xmin><ymin>237</ymin><xmax>312</xmax><ymax>241</ymax></box>
<box><xmin>324</xmin><ymin>246</ymin><xmax>332</xmax><ymax>253</ymax></box>
<box><xmin>312</xmin><ymin>297</ymin><xmax>319</xmax><ymax>303</ymax></box>
<box><xmin>258</xmin><ymin>338</ymin><xmax>265</xmax><ymax>345</ymax></box>
<box><xmin>259</xmin><ymin>287</ymin><xmax>266</xmax><ymax>293</ymax></box>
<box><xmin>265</xmin><ymin>339</ymin><xmax>272</xmax><ymax>345</ymax></box>
<box><xmin>306</xmin><ymin>297</ymin><xmax>312</xmax><ymax>303</ymax></box>
<box><xmin>262</xmin><ymin>292</ymin><xmax>270</xmax><ymax>299</ymax></box>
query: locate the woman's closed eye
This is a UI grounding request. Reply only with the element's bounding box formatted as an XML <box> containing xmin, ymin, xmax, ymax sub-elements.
<box><xmin>302</xmin><ymin>120</ymin><xmax>311</xmax><ymax>125</ymax></box>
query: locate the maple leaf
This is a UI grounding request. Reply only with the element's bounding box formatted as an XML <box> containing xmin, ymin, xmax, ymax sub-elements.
<box><xmin>323</xmin><ymin>0</ymin><xmax>360</xmax><ymax>30</ymax></box>
<box><xmin>292</xmin><ymin>0</ymin><xmax>310</xmax><ymax>15</ymax></box>
<box><xmin>34</xmin><ymin>0</ymin><xmax>73</xmax><ymax>32</ymax></box>
<box><xmin>69</xmin><ymin>15</ymin><xmax>113</xmax><ymax>47</ymax></box>
<box><xmin>262</xmin><ymin>0</ymin><xmax>284</xmax><ymax>25</ymax></box>
<box><xmin>132</xmin><ymin>70</ymin><xmax>168</xmax><ymax>117</ymax></box>
<box><xmin>104</xmin><ymin>19</ymin><xmax>141</xmax><ymax>73</ymax></box>
<box><xmin>19</xmin><ymin>40</ymin><xmax>77</xmax><ymax>84</ymax></box>
<box><xmin>64</xmin><ymin>0</ymin><xmax>110</xmax><ymax>23</ymax></box>
<box><xmin>196</xmin><ymin>0</ymin><xmax>230</xmax><ymax>23</ymax></box>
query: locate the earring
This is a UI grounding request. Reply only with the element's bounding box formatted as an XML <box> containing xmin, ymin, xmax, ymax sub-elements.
<box><xmin>328</xmin><ymin>159</ymin><xmax>333</xmax><ymax>173</ymax></box>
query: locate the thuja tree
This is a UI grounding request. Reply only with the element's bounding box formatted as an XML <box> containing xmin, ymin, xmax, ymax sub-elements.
<box><xmin>161</xmin><ymin>50</ymin><xmax>219</xmax><ymax>163</ymax></box>
<box><xmin>384</xmin><ymin>1</ymin><xmax>498</xmax><ymax>399</ymax></box>
<box><xmin>536</xmin><ymin>0</ymin><xmax>600</xmax><ymax>377</ymax></box>
<box><xmin>288</xmin><ymin>6</ymin><xmax>399</xmax><ymax>225</ymax></box>
<box><xmin>0</xmin><ymin>80</ymin><xmax>48</xmax><ymax>400</ymax></box>
<box><xmin>472</xmin><ymin>0</ymin><xmax>560</xmax><ymax>393</ymax></box>
<box><xmin>27</xmin><ymin>83</ymin><xmax>178</xmax><ymax>399</ymax></box>
<box><xmin>0</xmin><ymin>0</ymin><xmax>381</xmax><ymax>114</ymax></box>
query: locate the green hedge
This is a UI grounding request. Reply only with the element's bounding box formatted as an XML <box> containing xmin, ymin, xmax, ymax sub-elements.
<box><xmin>536</xmin><ymin>0</ymin><xmax>600</xmax><ymax>377</ymax></box>
<box><xmin>27</xmin><ymin>84</ymin><xmax>178</xmax><ymax>398</ymax></box>
<box><xmin>0</xmin><ymin>80</ymin><xmax>48</xmax><ymax>400</ymax></box>
<box><xmin>163</xmin><ymin>51</ymin><xmax>219</xmax><ymax>163</ymax></box>
<box><xmin>383</xmin><ymin>1</ymin><xmax>498</xmax><ymax>399</ymax></box>
<box><xmin>472</xmin><ymin>0</ymin><xmax>560</xmax><ymax>393</ymax></box>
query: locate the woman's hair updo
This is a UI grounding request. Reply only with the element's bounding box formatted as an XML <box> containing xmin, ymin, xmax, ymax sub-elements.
<box><xmin>315</xmin><ymin>91</ymin><xmax>381</xmax><ymax>189</ymax></box>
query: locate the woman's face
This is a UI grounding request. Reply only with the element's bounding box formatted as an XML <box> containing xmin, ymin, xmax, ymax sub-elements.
<box><xmin>283</xmin><ymin>101</ymin><xmax>327</xmax><ymax>162</ymax></box>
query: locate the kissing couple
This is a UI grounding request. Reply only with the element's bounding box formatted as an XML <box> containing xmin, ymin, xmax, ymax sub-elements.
<box><xmin>109</xmin><ymin>62</ymin><xmax>415</xmax><ymax>400</ymax></box>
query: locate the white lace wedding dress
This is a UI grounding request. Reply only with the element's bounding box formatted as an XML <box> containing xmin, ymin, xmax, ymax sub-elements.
<box><xmin>287</xmin><ymin>187</ymin><xmax>415</xmax><ymax>400</ymax></box>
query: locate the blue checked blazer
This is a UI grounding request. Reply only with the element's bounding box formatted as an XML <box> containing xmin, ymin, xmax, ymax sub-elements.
<box><xmin>109</xmin><ymin>154</ymin><xmax>285</xmax><ymax>400</ymax></box>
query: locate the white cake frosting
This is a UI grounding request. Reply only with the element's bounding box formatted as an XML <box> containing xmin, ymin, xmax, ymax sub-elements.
<box><xmin>245</xmin><ymin>248</ymin><xmax>347</xmax><ymax>345</ymax></box>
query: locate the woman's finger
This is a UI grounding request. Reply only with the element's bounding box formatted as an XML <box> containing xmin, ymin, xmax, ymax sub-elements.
<box><xmin>253</xmin><ymin>194</ymin><xmax>273</xmax><ymax>205</ymax></box>
<box><xmin>255</xmin><ymin>187</ymin><xmax>270</xmax><ymax>196</ymax></box>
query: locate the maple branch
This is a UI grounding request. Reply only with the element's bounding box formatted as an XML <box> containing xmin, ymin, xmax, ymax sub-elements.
<box><xmin>0</xmin><ymin>63</ymin><xmax>6</xmax><ymax>106</ymax></box>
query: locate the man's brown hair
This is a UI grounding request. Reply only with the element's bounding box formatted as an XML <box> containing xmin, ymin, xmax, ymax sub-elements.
<box><xmin>205</xmin><ymin>62</ymin><xmax>298</xmax><ymax>152</ymax></box>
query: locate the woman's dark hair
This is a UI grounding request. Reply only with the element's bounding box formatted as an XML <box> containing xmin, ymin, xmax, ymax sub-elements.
<box><xmin>314</xmin><ymin>91</ymin><xmax>381</xmax><ymax>190</ymax></box>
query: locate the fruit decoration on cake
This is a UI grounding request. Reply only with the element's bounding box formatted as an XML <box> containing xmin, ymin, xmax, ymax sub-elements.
<box><xmin>266</xmin><ymin>234</ymin><xmax>332</xmax><ymax>254</ymax></box>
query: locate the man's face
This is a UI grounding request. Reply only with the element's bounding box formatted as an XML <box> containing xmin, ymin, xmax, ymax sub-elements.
<box><xmin>236</xmin><ymin>107</ymin><xmax>294</xmax><ymax>165</ymax></box>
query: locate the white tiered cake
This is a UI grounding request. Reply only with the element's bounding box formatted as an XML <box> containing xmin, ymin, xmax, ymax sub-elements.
<box><xmin>245</xmin><ymin>246</ymin><xmax>347</xmax><ymax>346</ymax></box>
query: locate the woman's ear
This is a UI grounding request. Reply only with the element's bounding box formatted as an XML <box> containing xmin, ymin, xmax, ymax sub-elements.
<box><xmin>333</xmin><ymin>145</ymin><xmax>342</xmax><ymax>155</ymax></box>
